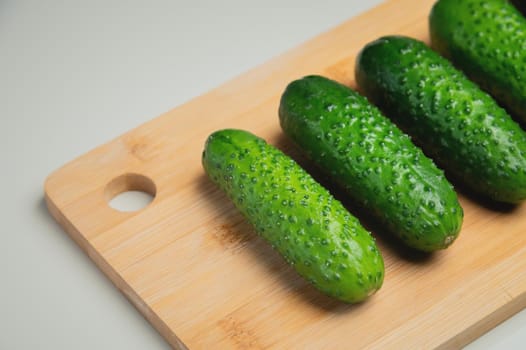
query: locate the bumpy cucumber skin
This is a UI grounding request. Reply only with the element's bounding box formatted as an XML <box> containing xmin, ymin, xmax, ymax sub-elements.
<box><xmin>430</xmin><ymin>0</ymin><xmax>526</xmax><ymax>121</ymax></box>
<box><xmin>279</xmin><ymin>76</ymin><xmax>462</xmax><ymax>252</ymax></box>
<box><xmin>356</xmin><ymin>35</ymin><xmax>526</xmax><ymax>203</ymax></box>
<box><xmin>202</xmin><ymin>129</ymin><xmax>384</xmax><ymax>303</ymax></box>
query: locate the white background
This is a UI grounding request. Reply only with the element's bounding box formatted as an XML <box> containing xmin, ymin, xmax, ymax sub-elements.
<box><xmin>2</xmin><ymin>0</ymin><xmax>526</xmax><ymax>348</ymax></box>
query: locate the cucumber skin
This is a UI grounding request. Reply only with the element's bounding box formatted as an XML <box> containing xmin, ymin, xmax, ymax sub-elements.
<box><xmin>430</xmin><ymin>0</ymin><xmax>526</xmax><ymax>122</ymax></box>
<box><xmin>279</xmin><ymin>75</ymin><xmax>463</xmax><ymax>252</ymax></box>
<box><xmin>202</xmin><ymin>129</ymin><xmax>384</xmax><ymax>303</ymax></box>
<box><xmin>356</xmin><ymin>35</ymin><xmax>526</xmax><ymax>203</ymax></box>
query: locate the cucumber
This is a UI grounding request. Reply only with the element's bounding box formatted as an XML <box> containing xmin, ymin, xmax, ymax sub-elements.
<box><xmin>355</xmin><ymin>35</ymin><xmax>526</xmax><ymax>203</ymax></box>
<box><xmin>279</xmin><ymin>75</ymin><xmax>463</xmax><ymax>252</ymax></box>
<box><xmin>202</xmin><ymin>129</ymin><xmax>384</xmax><ymax>303</ymax></box>
<box><xmin>429</xmin><ymin>0</ymin><xmax>526</xmax><ymax>122</ymax></box>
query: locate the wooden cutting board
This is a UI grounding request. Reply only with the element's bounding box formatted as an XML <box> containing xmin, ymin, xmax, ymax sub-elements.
<box><xmin>45</xmin><ymin>0</ymin><xmax>526</xmax><ymax>348</ymax></box>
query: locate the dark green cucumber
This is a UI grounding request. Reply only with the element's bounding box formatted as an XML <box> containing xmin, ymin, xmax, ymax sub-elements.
<box><xmin>430</xmin><ymin>0</ymin><xmax>526</xmax><ymax>121</ymax></box>
<box><xmin>356</xmin><ymin>35</ymin><xmax>526</xmax><ymax>203</ymax></box>
<box><xmin>202</xmin><ymin>129</ymin><xmax>384</xmax><ymax>303</ymax></box>
<box><xmin>279</xmin><ymin>75</ymin><xmax>462</xmax><ymax>252</ymax></box>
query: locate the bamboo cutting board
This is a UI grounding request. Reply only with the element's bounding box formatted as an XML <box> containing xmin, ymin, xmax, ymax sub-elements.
<box><xmin>45</xmin><ymin>0</ymin><xmax>526</xmax><ymax>348</ymax></box>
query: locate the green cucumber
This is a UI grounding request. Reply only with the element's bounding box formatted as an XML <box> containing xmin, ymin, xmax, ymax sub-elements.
<box><xmin>202</xmin><ymin>129</ymin><xmax>384</xmax><ymax>303</ymax></box>
<box><xmin>430</xmin><ymin>0</ymin><xmax>526</xmax><ymax>121</ymax></box>
<box><xmin>279</xmin><ymin>75</ymin><xmax>462</xmax><ymax>252</ymax></box>
<box><xmin>355</xmin><ymin>35</ymin><xmax>526</xmax><ymax>203</ymax></box>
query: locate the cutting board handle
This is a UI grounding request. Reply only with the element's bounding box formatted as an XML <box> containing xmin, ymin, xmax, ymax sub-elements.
<box><xmin>104</xmin><ymin>172</ymin><xmax>157</xmax><ymax>209</ymax></box>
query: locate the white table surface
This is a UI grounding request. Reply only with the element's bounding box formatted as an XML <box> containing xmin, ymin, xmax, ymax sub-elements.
<box><xmin>2</xmin><ymin>0</ymin><xmax>526</xmax><ymax>348</ymax></box>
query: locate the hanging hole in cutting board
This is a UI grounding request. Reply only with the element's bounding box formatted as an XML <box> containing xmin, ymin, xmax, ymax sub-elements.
<box><xmin>105</xmin><ymin>173</ymin><xmax>156</xmax><ymax>212</ymax></box>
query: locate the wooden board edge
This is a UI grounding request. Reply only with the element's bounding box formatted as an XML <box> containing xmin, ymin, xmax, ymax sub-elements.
<box><xmin>43</xmin><ymin>190</ymin><xmax>187</xmax><ymax>349</ymax></box>
<box><xmin>439</xmin><ymin>291</ymin><xmax>526</xmax><ymax>349</ymax></box>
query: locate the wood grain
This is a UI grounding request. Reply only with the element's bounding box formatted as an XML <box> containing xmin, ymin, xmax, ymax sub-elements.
<box><xmin>45</xmin><ymin>0</ymin><xmax>526</xmax><ymax>348</ymax></box>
